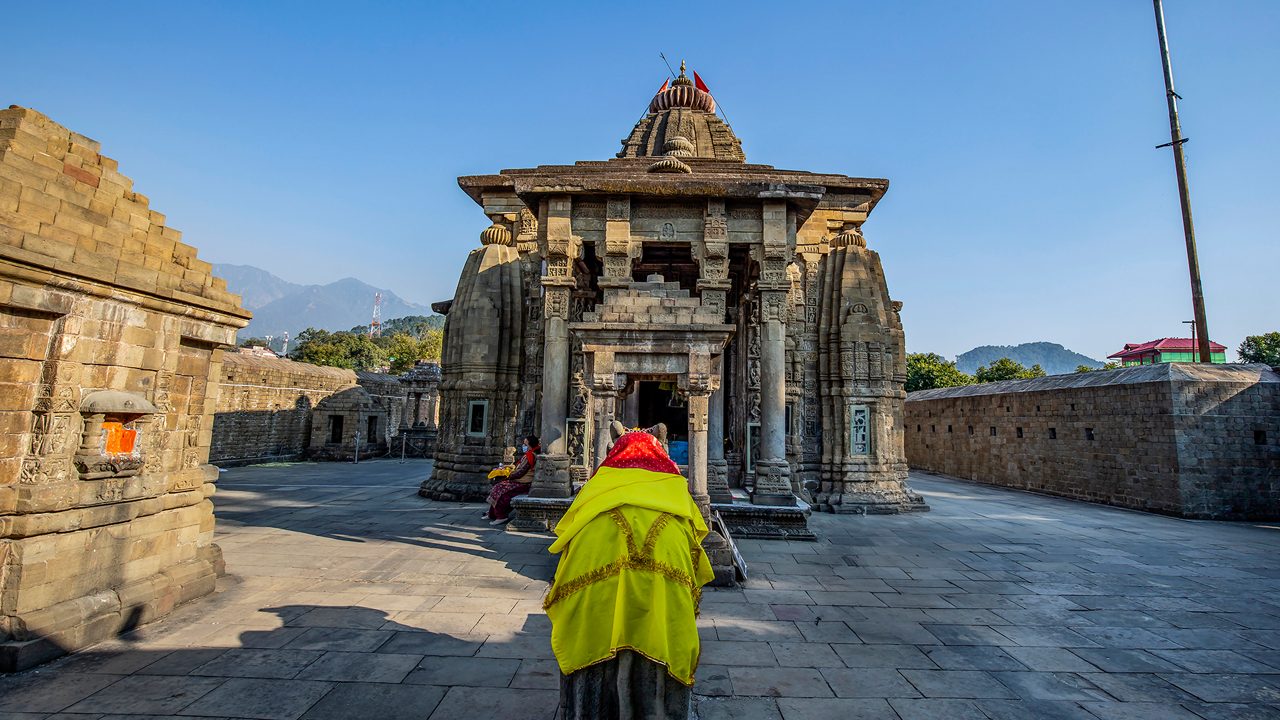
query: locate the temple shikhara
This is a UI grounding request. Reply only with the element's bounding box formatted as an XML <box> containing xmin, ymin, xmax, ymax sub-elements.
<box><xmin>420</xmin><ymin>64</ymin><xmax>926</xmax><ymax>557</ymax></box>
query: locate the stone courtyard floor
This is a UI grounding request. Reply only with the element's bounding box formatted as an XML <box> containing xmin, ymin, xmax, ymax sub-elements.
<box><xmin>3</xmin><ymin>460</ymin><xmax>1280</xmax><ymax>719</ymax></box>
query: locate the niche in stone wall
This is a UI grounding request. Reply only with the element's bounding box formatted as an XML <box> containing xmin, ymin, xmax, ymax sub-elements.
<box><xmin>848</xmin><ymin>403</ymin><xmax>871</xmax><ymax>455</ymax></box>
<box><xmin>467</xmin><ymin>399</ymin><xmax>489</xmax><ymax>437</ymax></box>
<box><xmin>74</xmin><ymin>390</ymin><xmax>159</xmax><ymax>480</ymax></box>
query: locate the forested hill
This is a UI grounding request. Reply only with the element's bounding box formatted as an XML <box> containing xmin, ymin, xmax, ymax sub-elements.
<box><xmin>956</xmin><ymin>342</ymin><xmax>1103</xmax><ymax>375</ymax></box>
<box><xmin>347</xmin><ymin>315</ymin><xmax>444</xmax><ymax>337</ymax></box>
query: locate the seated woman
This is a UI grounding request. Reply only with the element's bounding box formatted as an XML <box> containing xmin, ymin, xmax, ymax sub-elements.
<box><xmin>545</xmin><ymin>428</ymin><xmax>714</xmax><ymax>720</ymax></box>
<box><xmin>484</xmin><ymin>435</ymin><xmax>538</xmax><ymax>526</ymax></box>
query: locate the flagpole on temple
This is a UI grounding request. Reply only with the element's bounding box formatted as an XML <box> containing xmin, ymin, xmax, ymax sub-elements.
<box><xmin>1152</xmin><ymin>0</ymin><xmax>1212</xmax><ymax>364</ymax></box>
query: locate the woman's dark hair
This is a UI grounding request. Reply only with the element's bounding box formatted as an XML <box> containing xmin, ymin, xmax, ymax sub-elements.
<box><xmin>526</xmin><ymin>435</ymin><xmax>540</xmax><ymax>448</ymax></box>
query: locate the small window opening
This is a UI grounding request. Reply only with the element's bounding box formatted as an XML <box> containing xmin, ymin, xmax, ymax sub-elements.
<box><xmin>1085</xmin><ymin>427</ymin><xmax>1095</xmax><ymax>441</ymax></box>
<box><xmin>947</xmin><ymin>425</ymin><xmax>953</xmax><ymax>433</ymax></box>
<box><xmin>367</xmin><ymin>415</ymin><xmax>378</xmax><ymax>443</ymax></box>
<box><xmin>328</xmin><ymin>414</ymin><xmax>343</xmax><ymax>444</ymax></box>
<box><xmin>1016</xmin><ymin>427</ymin><xmax>1024</xmax><ymax>438</ymax></box>
<box><xmin>467</xmin><ymin>400</ymin><xmax>489</xmax><ymax>437</ymax></box>
<box><xmin>990</xmin><ymin>426</ymin><xmax>997</xmax><ymax>436</ymax></box>
<box><xmin>1256</xmin><ymin>430</ymin><xmax>1268</xmax><ymax>445</ymax></box>
<box><xmin>968</xmin><ymin>425</ymin><xmax>974</xmax><ymax>435</ymax></box>
<box><xmin>1049</xmin><ymin>428</ymin><xmax>1057</xmax><ymax>439</ymax></box>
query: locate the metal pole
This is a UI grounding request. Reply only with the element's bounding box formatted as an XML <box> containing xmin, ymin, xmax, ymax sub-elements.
<box><xmin>354</xmin><ymin>431</ymin><xmax>360</xmax><ymax>464</ymax></box>
<box><xmin>1183</xmin><ymin>320</ymin><xmax>1198</xmax><ymax>362</ymax></box>
<box><xmin>1153</xmin><ymin>0</ymin><xmax>1212</xmax><ymax>364</ymax></box>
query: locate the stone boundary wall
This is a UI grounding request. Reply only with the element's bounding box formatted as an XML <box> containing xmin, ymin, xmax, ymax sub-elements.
<box><xmin>905</xmin><ymin>363</ymin><xmax>1280</xmax><ymax>519</ymax></box>
<box><xmin>210</xmin><ymin>358</ymin><xmax>414</xmax><ymax>466</ymax></box>
<box><xmin>210</xmin><ymin>353</ymin><xmax>356</xmax><ymax>466</ymax></box>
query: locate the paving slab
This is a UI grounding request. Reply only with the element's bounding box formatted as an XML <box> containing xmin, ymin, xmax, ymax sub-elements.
<box><xmin>299</xmin><ymin>683</ymin><xmax>447</xmax><ymax>720</ymax></box>
<box><xmin>177</xmin><ymin>677</ymin><xmax>334</xmax><ymax>720</ymax></box>
<box><xmin>63</xmin><ymin>675</ymin><xmax>226</xmax><ymax>714</ymax></box>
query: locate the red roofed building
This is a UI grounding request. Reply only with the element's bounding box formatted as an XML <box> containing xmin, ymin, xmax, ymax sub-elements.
<box><xmin>1108</xmin><ymin>338</ymin><xmax>1227</xmax><ymax>366</ymax></box>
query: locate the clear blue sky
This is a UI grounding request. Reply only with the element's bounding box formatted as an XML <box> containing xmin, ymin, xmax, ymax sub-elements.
<box><xmin>7</xmin><ymin>1</ymin><xmax>1276</xmax><ymax>362</ymax></box>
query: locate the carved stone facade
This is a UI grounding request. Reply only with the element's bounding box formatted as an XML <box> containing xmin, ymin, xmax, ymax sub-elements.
<box><xmin>0</xmin><ymin>107</ymin><xmax>250</xmax><ymax>670</ymax></box>
<box><xmin>428</xmin><ymin>66</ymin><xmax>926</xmax><ymax>535</ymax></box>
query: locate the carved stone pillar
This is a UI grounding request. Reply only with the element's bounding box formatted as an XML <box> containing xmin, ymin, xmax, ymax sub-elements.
<box><xmin>707</xmin><ymin>378</ymin><xmax>732</xmax><ymax>504</ymax></box>
<box><xmin>426</xmin><ymin>388</ymin><xmax>439</xmax><ymax>430</ymax></box>
<box><xmin>685</xmin><ymin>389</ymin><xmax>711</xmax><ymax>516</ymax></box>
<box><xmin>685</xmin><ymin>369</ymin><xmax>734</xmax><ymax>586</ymax></box>
<box><xmin>532</xmin><ymin>196</ymin><xmax>576</xmax><ymax>498</ymax></box>
<box><xmin>695</xmin><ymin>199</ymin><xmax>731</xmax><ymax>322</ymax></box>
<box><xmin>621</xmin><ymin>386</ymin><xmax>640</xmax><ymax>427</ymax></box>
<box><xmin>600</xmin><ymin>195</ymin><xmax>636</xmax><ymax>289</ymax></box>
<box><xmin>589</xmin><ymin>354</ymin><xmax>619</xmax><ymax>470</ymax></box>
<box><xmin>752</xmin><ymin>200</ymin><xmax>796</xmax><ymax>506</ymax></box>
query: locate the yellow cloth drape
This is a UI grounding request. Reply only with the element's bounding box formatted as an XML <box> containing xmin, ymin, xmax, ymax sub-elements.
<box><xmin>487</xmin><ymin>466</ymin><xmax>512</xmax><ymax>480</ymax></box>
<box><xmin>544</xmin><ymin>466</ymin><xmax>715</xmax><ymax>686</ymax></box>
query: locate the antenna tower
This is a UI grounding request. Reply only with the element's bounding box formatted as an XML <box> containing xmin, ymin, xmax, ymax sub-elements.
<box><xmin>369</xmin><ymin>293</ymin><xmax>383</xmax><ymax>338</ymax></box>
<box><xmin>281</xmin><ymin>331</ymin><xmax>289</xmax><ymax>355</ymax></box>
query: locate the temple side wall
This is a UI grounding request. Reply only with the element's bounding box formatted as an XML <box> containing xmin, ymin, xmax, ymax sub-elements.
<box><xmin>0</xmin><ymin>107</ymin><xmax>249</xmax><ymax>670</ymax></box>
<box><xmin>209</xmin><ymin>354</ymin><xmax>356</xmax><ymax>466</ymax></box>
<box><xmin>905</xmin><ymin>364</ymin><xmax>1280</xmax><ymax>519</ymax></box>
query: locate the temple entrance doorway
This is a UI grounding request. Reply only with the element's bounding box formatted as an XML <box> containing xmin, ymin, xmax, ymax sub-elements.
<box><xmin>636</xmin><ymin>380</ymin><xmax>689</xmax><ymax>441</ymax></box>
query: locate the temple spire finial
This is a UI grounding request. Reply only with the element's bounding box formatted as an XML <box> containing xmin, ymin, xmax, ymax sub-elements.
<box><xmin>679</xmin><ymin>59</ymin><xmax>686</xmax><ymax>77</ymax></box>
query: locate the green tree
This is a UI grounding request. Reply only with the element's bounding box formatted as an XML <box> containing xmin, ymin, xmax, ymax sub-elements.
<box><xmin>1239</xmin><ymin>332</ymin><xmax>1280</xmax><ymax>365</ymax></box>
<box><xmin>1075</xmin><ymin>362</ymin><xmax>1120</xmax><ymax>373</ymax></box>
<box><xmin>384</xmin><ymin>333</ymin><xmax>429</xmax><ymax>374</ymax></box>
<box><xmin>239</xmin><ymin>337</ymin><xmax>269</xmax><ymax>348</ymax></box>
<box><xmin>906</xmin><ymin>353</ymin><xmax>974</xmax><ymax>392</ymax></box>
<box><xmin>975</xmin><ymin>357</ymin><xmax>1046</xmax><ymax>383</ymax></box>
<box><xmin>290</xmin><ymin>328</ymin><xmax>387</xmax><ymax>371</ymax></box>
<box><xmin>419</xmin><ymin>328</ymin><xmax>443</xmax><ymax>362</ymax></box>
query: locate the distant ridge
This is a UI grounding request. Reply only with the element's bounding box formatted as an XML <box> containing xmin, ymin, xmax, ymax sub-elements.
<box><xmin>956</xmin><ymin>342</ymin><xmax>1103</xmax><ymax>376</ymax></box>
<box><xmin>213</xmin><ymin>263</ymin><xmax>432</xmax><ymax>339</ymax></box>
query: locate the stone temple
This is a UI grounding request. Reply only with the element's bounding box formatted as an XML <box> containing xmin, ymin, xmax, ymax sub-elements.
<box><xmin>420</xmin><ymin>65</ymin><xmax>925</xmax><ymax>547</ymax></box>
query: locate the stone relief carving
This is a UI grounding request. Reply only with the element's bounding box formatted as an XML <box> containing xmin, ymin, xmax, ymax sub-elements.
<box><xmin>545</xmin><ymin>288</ymin><xmax>570</xmax><ymax>320</ymax></box>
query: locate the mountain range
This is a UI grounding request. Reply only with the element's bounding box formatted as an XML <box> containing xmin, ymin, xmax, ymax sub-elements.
<box><xmin>956</xmin><ymin>342</ymin><xmax>1104</xmax><ymax>376</ymax></box>
<box><xmin>214</xmin><ymin>264</ymin><xmax>432</xmax><ymax>339</ymax></box>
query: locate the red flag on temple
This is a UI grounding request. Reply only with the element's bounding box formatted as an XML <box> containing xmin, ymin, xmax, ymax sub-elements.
<box><xmin>657</xmin><ymin>78</ymin><xmax>669</xmax><ymax>93</ymax></box>
<box><xmin>693</xmin><ymin>71</ymin><xmax>710</xmax><ymax>93</ymax></box>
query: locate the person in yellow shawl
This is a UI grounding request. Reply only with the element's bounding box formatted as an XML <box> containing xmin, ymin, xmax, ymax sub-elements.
<box><xmin>545</xmin><ymin>427</ymin><xmax>715</xmax><ymax>720</ymax></box>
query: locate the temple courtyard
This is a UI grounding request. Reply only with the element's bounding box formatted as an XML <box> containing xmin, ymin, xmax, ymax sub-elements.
<box><xmin>2</xmin><ymin>460</ymin><xmax>1279</xmax><ymax>720</ymax></box>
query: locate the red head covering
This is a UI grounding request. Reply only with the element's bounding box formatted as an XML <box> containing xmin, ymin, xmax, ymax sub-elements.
<box><xmin>600</xmin><ymin>431</ymin><xmax>680</xmax><ymax>475</ymax></box>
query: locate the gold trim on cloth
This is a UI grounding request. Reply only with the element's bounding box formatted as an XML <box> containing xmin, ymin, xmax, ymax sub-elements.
<box><xmin>544</xmin><ymin>510</ymin><xmax>703</xmax><ymax>611</ymax></box>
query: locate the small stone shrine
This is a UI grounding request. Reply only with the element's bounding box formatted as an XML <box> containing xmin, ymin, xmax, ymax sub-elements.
<box><xmin>421</xmin><ymin>65</ymin><xmax>926</xmax><ymax>548</ymax></box>
<box><xmin>395</xmin><ymin>361</ymin><xmax>441</xmax><ymax>457</ymax></box>
<box><xmin>308</xmin><ymin>386</ymin><xmax>389</xmax><ymax>461</ymax></box>
<box><xmin>0</xmin><ymin>107</ymin><xmax>250</xmax><ymax>670</ymax></box>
